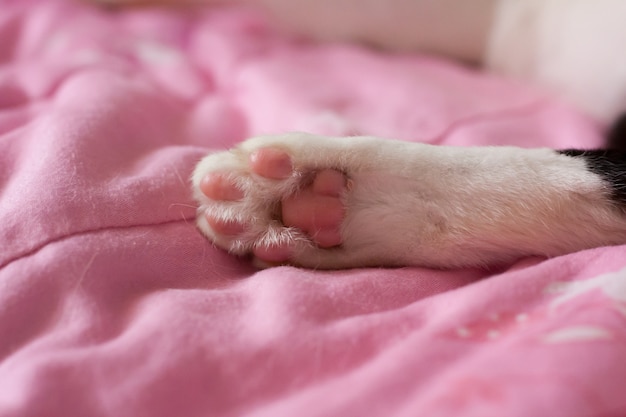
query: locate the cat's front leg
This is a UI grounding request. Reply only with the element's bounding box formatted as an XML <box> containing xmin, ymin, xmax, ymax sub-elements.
<box><xmin>191</xmin><ymin>133</ymin><xmax>419</xmax><ymax>268</ymax></box>
<box><xmin>193</xmin><ymin>133</ymin><xmax>626</xmax><ymax>269</ymax></box>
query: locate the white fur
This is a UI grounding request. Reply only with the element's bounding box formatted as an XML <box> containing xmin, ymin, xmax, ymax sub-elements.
<box><xmin>193</xmin><ymin>133</ymin><xmax>626</xmax><ymax>269</ymax></box>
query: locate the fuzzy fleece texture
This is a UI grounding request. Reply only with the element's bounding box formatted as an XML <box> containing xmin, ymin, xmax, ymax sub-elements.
<box><xmin>1</xmin><ymin>1</ymin><xmax>626</xmax><ymax>416</ymax></box>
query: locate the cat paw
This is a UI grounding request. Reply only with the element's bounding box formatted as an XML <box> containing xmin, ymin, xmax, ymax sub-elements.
<box><xmin>192</xmin><ymin>134</ymin><xmax>350</xmax><ymax>267</ymax></box>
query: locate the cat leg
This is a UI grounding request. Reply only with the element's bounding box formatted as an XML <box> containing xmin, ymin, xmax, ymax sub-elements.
<box><xmin>193</xmin><ymin>133</ymin><xmax>626</xmax><ymax>269</ymax></box>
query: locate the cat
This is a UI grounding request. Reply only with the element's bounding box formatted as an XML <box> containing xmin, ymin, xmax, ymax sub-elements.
<box><xmin>100</xmin><ymin>0</ymin><xmax>626</xmax><ymax>268</ymax></box>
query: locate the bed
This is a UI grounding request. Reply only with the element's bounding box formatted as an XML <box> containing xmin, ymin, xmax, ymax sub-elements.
<box><xmin>2</xmin><ymin>1</ymin><xmax>626</xmax><ymax>416</ymax></box>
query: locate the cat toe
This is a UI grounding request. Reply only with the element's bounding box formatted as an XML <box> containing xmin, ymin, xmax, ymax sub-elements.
<box><xmin>204</xmin><ymin>213</ymin><xmax>246</xmax><ymax>236</ymax></box>
<box><xmin>199</xmin><ymin>173</ymin><xmax>244</xmax><ymax>201</ymax></box>
<box><xmin>249</xmin><ymin>148</ymin><xmax>293</xmax><ymax>179</ymax></box>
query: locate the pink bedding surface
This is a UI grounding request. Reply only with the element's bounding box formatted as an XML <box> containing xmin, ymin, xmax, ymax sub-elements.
<box><xmin>2</xmin><ymin>0</ymin><xmax>626</xmax><ymax>416</ymax></box>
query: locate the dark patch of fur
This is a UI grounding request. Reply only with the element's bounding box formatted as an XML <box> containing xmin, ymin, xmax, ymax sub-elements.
<box><xmin>558</xmin><ymin>113</ymin><xmax>626</xmax><ymax>205</ymax></box>
<box><xmin>607</xmin><ymin>113</ymin><xmax>626</xmax><ymax>151</ymax></box>
<box><xmin>559</xmin><ymin>149</ymin><xmax>626</xmax><ymax>204</ymax></box>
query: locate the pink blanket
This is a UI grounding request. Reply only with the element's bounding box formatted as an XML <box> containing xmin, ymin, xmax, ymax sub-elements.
<box><xmin>2</xmin><ymin>1</ymin><xmax>626</xmax><ymax>416</ymax></box>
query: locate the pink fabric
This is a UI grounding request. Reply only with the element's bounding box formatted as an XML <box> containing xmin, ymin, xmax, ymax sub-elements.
<box><xmin>1</xmin><ymin>1</ymin><xmax>625</xmax><ymax>416</ymax></box>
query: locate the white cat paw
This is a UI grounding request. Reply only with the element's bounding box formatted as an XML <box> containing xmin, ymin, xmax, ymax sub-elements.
<box><xmin>192</xmin><ymin>133</ymin><xmax>350</xmax><ymax>267</ymax></box>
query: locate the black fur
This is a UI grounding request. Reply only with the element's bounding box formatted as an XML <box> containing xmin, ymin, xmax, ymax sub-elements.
<box><xmin>607</xmin><ymin>113</ymin><xmax>626</xmax><ymax>151</ymax></box>
<box><xmin>558</xmin><ymin>149</ymin><xmax>626</xmax><ymax>204</ymax></box>
<box><xmin>557</xmin><ymin>114</ymin><xmax>626</xmax><ymax>204</ymax></box>
<box><xmin>558</xmin><ymin>116</ymin><xmax>626</xmax><ymax>204</ymax></box>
